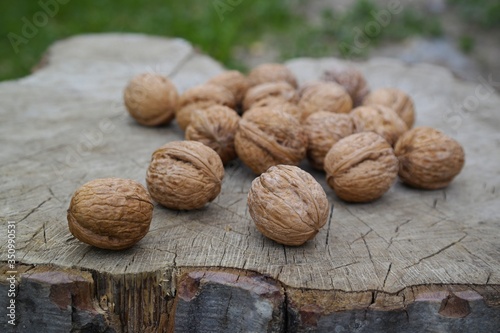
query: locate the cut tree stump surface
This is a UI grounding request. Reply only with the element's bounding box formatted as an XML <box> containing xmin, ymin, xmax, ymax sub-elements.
<box><xmin>1</xmin><ymin>34</ymin><xmax>499</xmax><ymax>332</ymax></box>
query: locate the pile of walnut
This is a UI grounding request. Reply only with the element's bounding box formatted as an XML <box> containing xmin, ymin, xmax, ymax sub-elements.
<box><xmin>67</xmin><ymin>63</ymin><xmax>465</xmax><ymax>249</ymax></box>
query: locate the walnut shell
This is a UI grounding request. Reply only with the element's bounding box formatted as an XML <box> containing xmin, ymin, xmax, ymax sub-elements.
<box><xmin>242</xmin><ymin>82</ymin><xmax>298</xmax><ymax>111</ymax></box>
<box><xmin>251</xmin><ymin>98</ymin><xmax>303</xmax><ymax>121</ymax></box>
<box><xmin>350</xmin><ymin>105</ymin><xmax>408</xmax><ymax>146</ymax></box>
<box><xmin>394</xmin><ymin>127</ymin><xmax>465</xmax><ymax>189</ymax></box>
<box><xmin>248</xmin><ymin>165</ymin><xmax>329</xmax><ymax>246</ymax></box>
<box><xmin>124</xmin><ymin>73</ymin><xmax>179</xmax><ymax>126</ymax></box>
<box><xmin>235</xmin><ymin>107</ymin><xmax>308</xmax><ymax>174</ymax></box>
<box><xmin>248</xmin><ymin>63</ymin><xmax>298</xmax><ymax>88</ymax></box>
<box><xmin>146</xmin><ymin>141</ymin><xmax>224</xmax><ymax>210</ymax></box>
<box><xmin>176</xmin><ymin>84</ymin><xmax>236</xmax><ymax>130</ymax></box>
<box><xmin>324</xmin><ymin>132</ymin><xmax>399</xmax><ymax>202</ymax></box>
<box><xmin>304</xmin><ymin>111</ymin><xmax>355</xmax><ymax>170</ymax></box>
<box><xmin>298</xmin><ymin>81</ymin><xmax>353</xmax><ymax>120</ymax></box>
<box><xmin>175</xmin><ymin>101</ymin><xmax>215</xmax><ymax>132</ymax></box>
<box><xmin>363</xmin><ymin>88</ymin><xmax>415</xmax><ymax>128</ymax></box>
<box><xmin>185</xmin><ymin>105</ymin><xmax>240</xmax><ymax>164</ymax></box>
<box><xmin>67</xmin><ymin>178</ymin><xmax>153</xmax><ymax>250</ymax></box>
<box><xmin>322</xmin><ymin>66</ymin><xmax>369</xmax><ymax>107</ymax></box>
<box><xmin>207</xmin><ymin>70</ymin><xmax>249</xmax><ymax>105</ymax></box>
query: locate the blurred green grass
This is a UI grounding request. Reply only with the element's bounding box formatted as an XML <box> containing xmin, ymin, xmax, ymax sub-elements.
<box><xmin>0</xmin><ymin>1</ymin><xmax>298</xmax><ymax>81</ymax></box>
<box><xmin>0</xmin><ymin>0</ymin><xmax>452</xmax><ymax>82</ymax></box>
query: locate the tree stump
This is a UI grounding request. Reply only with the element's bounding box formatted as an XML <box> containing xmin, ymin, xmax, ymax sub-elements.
<box><xmin>0</xmin><ymin>34</ymin><xmax>499</xmax><ymax>332</ymax></box>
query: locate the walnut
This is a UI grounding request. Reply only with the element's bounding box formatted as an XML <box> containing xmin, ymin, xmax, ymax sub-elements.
<box><xmin>67</xmin><ymin>178</ymin><xmax>153</xmax><ymax>250</ymax></box>
<box><xmin>235</xmin><ymin>106</ymin><xmax>308</xmax><ymax>174</ymax></box>
<box><xmin>322</xmin><ymin>66</ymin><xmax>369</xmax><ymax>107</ymax></box>
<box><xmin>207</xmin><ymin>70</ymin><xmax>249</xmax><ymax>105</ymax></box>
<box><xmin>350</xmin><ymin>105</ymin><xmax>408</xmax><ymax>146</ymax></box>
<box><xmin>146</xmin><ymin>141</ymin><xmax>224</xmax><ymax>210</ymax></box>
<box><xmin>394</xmin><ymin>127</ymin><xmax>465</xmax><ymax>189</ymax></box>
<box><xmin>363</xmin><ymin>88</ymin><xmax>415</xmax><ymax>128</ymax></box>
<box><xmin>324</xmin><ymin>132</ymin><xmax>399</xmax><ymax>202</ymax></box>
<box><xmin>251</xmin><ymin>98</ymin><xmax>303</xmax><ymax>121</ymax></box>
<box><xmin>304</xmin><ymin>111</ymin><xmax>355</xmax><ymax>170</ymax></box>
<box><xmin>242</xmin><ymin>82</ymin><xmax>298</xmax><ymax>112</ymax></box>
<box><xmin>248</xmin><ymin>165</ymin><xmax>329</xmax><ymax>246</ymax></box>
<box><xmin>247</xmin><ymin>63</ymin><xmax>298</xmax><ymax>88</ymax></box>
<box><xmin>298</xmin><ymin>81</ymin><xmax>352</xmax><ymax>120</ymax></box>
<box><xmin>176</xmin><ymin>84</ymin><xmax>236</xmax><ymax>130</ymax></box>
<box><xmin>124</xmin><ymin>73</ymin><xmax>179</xmax><ymax>126</ymax></box>
<box><xmin>185</xmin><ymin>105</ymin><xmax>240</xmax><ymax>164</ymax></box>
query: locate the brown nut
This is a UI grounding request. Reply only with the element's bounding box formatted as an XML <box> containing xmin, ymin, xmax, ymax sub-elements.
<box><xmin>235</xmin><ymin>106</ymin><xmax>308</xmax><ymax>174</ymax></box>
<box><xmin>124</xmin><ymin>73</ymin><xmax>179</xmax><ymax>126</ymax></box>
<box><xmin>304</xmin><ymin>111</ymin><xmax>355</xmax><ymax>170</ymax></box>
<box><xmin>363</xmin><ymin>88</ymin><xmax>415</xmax><ymax>128</ymax></box>
<box><xmin>394</xmin><ymin>127</ymin><xmax>465</xmax><ymax>189</ymax></box>
<box><xmin>251</xmin><ymin>98</ymin><xmax>304</xmax><ymax>121</ymax></box>
<box><xmin>298</xmin><ymin>81</ymin><xmax>353</xmax><ymax>120</ymax></box>
<box><xmin>248</xmin><ymin>165</ymin><xmax>329</xmax><ymax>246</ymax></box>
<box><xmin>185</xmin><ymin>105</ymin><xmax>240</xmax><ymax>164</ymax></box>
<box><xmin>243</xmin><ymin>82</ymin><xmax>298</xmax><ymax>111</ymax></box>
<box><xmin>247</xmin><ymin>63</ymin><xmax>298</xmax><ymax>88</ymax></box>
<box><xmin>324</xmin><ymin>132</ymin><xmax>399</xmax><ymax>202</ymax></box>
<box><xmin>67</xmin><ymin>178</ymin><xmax>153</xmax><ymax>250</ymax></box>
<box><xmin>350</xmin><ymin>105</ymin><xmax>408</xmax><ymax>146</ymax></box>
<box><xmin>146</xmin><ymin>141</ymin><xmax>224</xmax><ymax>210</ymax></box>
<box><xmin>322</xmin><ymin>66</ymin><xmax>369</xmax><ymax>107</ymax></box>
<box><xmin>207</xmin><ymin>70</ymin><xmax>249</xmax><ymax>105</ymax></box>
<box><xmin>176</xmin><ymin>84</ymin><xmax>236</xmax><ymax>130</ymax></box>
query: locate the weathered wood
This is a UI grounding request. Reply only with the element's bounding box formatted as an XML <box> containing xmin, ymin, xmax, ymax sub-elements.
<box><xmin>0</xmin><ymin>34</ymin><xmax>499</xmax><ymax>331</ymax></box>
<box><xmin>171</xmin><ymin>268</ymin><xmax>285</xmax><ymax>333</ymax></box>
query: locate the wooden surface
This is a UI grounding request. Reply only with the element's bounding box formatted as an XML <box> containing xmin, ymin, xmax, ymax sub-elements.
<box><xmin>1</xmin><ymin>34</ymin><xmax>499</xmax><ymax>332</ymax></box>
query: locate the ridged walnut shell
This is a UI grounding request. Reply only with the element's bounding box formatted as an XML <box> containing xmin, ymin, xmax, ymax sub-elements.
<box><xmin>298</xmin><ymin>82</ymin><xmax>353</xmax><ymax>120</ymax></box>
<box><xmin>185</xmin><ymin>105</ymin><xmax>240</xmax><ymax>164</ymax></box>
<box><xmin>324</xmin><ymin>132</ymin><xmax>399</xmax><ymax>202</ymax></box>
<box><xmin>363</xmin><ymin>88</ymin><xmax>415</xmax><ymax>128</ymax></box>
<box><xmin>304</xmin><ymin>111</ymin><xmax>355</xmax><ymax>170</ymax></box>
<box><xmin>176</xmin><ymin>84</ymin><xmax>236</xmax><ymax>130</ymax></box>
<box><xmin>251</xmin><ymin>98</ymin><xmax>304</xmax><ymax>121</ymax></box>
<box><xmin>247</xmin><ymin>63</ymin><xmax>298</xmax><ymax>88</ymax></box>
<box><xmin>124</xmin><ymin>73</ymin><xmax>179</xmax><ymax>126</ymax></box>
<box><xmin>394</xmin><ymin>127</ymin><xmax>465</xmax><ymax>189</ymax></box>
<box><xmin>207</xmin><ymin>70</ymin><xmax>249</xmax><ymax>105</ymax></box>
<box><xmin>351</xmin><ymin>105</ymin><xmax>408</xmax><ymax>146</ymax></box>
<box><xmin>248</xmin><ymin>165</ymin><xmax>329</xmax><ymax>246</ymax></box>
<box><xmin>67</xmin><ymin>178</ymin><xmax>153</xmax><ymax>250</ymax></box>
<box><xmin>322</xmin><ymin>66</ymin><xmax>369</xmax><ymax>107</ymax></box>
<box><xmin>243</xmin><ymin>82</ymin><xmax>298</xmax><ymax>112</ymax></box>
<box><xmin>146</xmin><ymin>141</ymin><xmax>224</xmax><ymax>210</ymax></box>
<box><xmin>235</xmin><ymin>107</ymin><xmax>308</xmax><ymax>174</ymax></box>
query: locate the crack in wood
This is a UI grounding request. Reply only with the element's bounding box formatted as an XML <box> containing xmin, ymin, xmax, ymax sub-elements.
<box><xmin>167</xmin><ymin>50</ymin><xmax>197</xmax><ymax>78</ymax></box>
<box><xmin>382</xmin><ymin>263</ymin><xmax>393</xmax><ymax>289</ymax></box>
<box><xmin>387</xmin><ymin>219</ymin><xmax>413</xmax><ymax>249</ymax></box>
<box><xmin>124</xmin><ymin>252</ymin><xmax>138</xmax><ymax>274</ymax></box>
<box><xmin>395</xmin><ymin>219</ymin><xmax>412</xmax><ymax>233</ymax></box>
<box><xmin>404</xmin><ymin>233</ymin><xmax>468</xmax><ymax>269</ymax></box>
<box><xmin>333</xmin><ymin>261</ymin><xmax>359</xmax><ymax>270</ymax></box>
<box><xmin>344</xmin><ymin>205</ymin><xmax>389</xmax><ymax>244</ymax></box>
<box><xmin>350</xmin><ymin>229</ymin><xmax>372</xmax><ymax>246</ymax></box>
<box><xmin>47</xmin><ymin>186</ymin><xmax>63</xmax><ymax>204</ymax></box>
<box><xmin>43</xmin><ymin>222</ymin><xmax>47</xmax><ymax>244</ymax></box>
<box><xmin>460</xmin><ymin>244</ymin><xmax>493</xmax><ymax>270</ymax></box>
<box><xmin>282</xmin><ymin>245</ymin><xmax>288</xmax><ymax>265</ymax></box>
<box><xmin>75</xmin><ymin>247</ymin><xmax>93</xmax><ymax>266</ymax></box>
<box><xmin>17</xmin><ymin>197</ymin><xmax>51</xmax><ymax>223</ymax></box>
<box><xmin>325</xmin><ymin>205</ymin><xmax>334</xmax><ymax>246</ymax></box>
<box><xmin>362</xmin><ymin>236</ymin><xmax>375</xmax><ymax>268</ymax></box>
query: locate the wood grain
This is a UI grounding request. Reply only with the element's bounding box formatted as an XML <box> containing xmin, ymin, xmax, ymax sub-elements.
<box><xmin>0</xmin><ymin>34</ymin><xmax>499</xmax><ymax>331</ymax></box>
